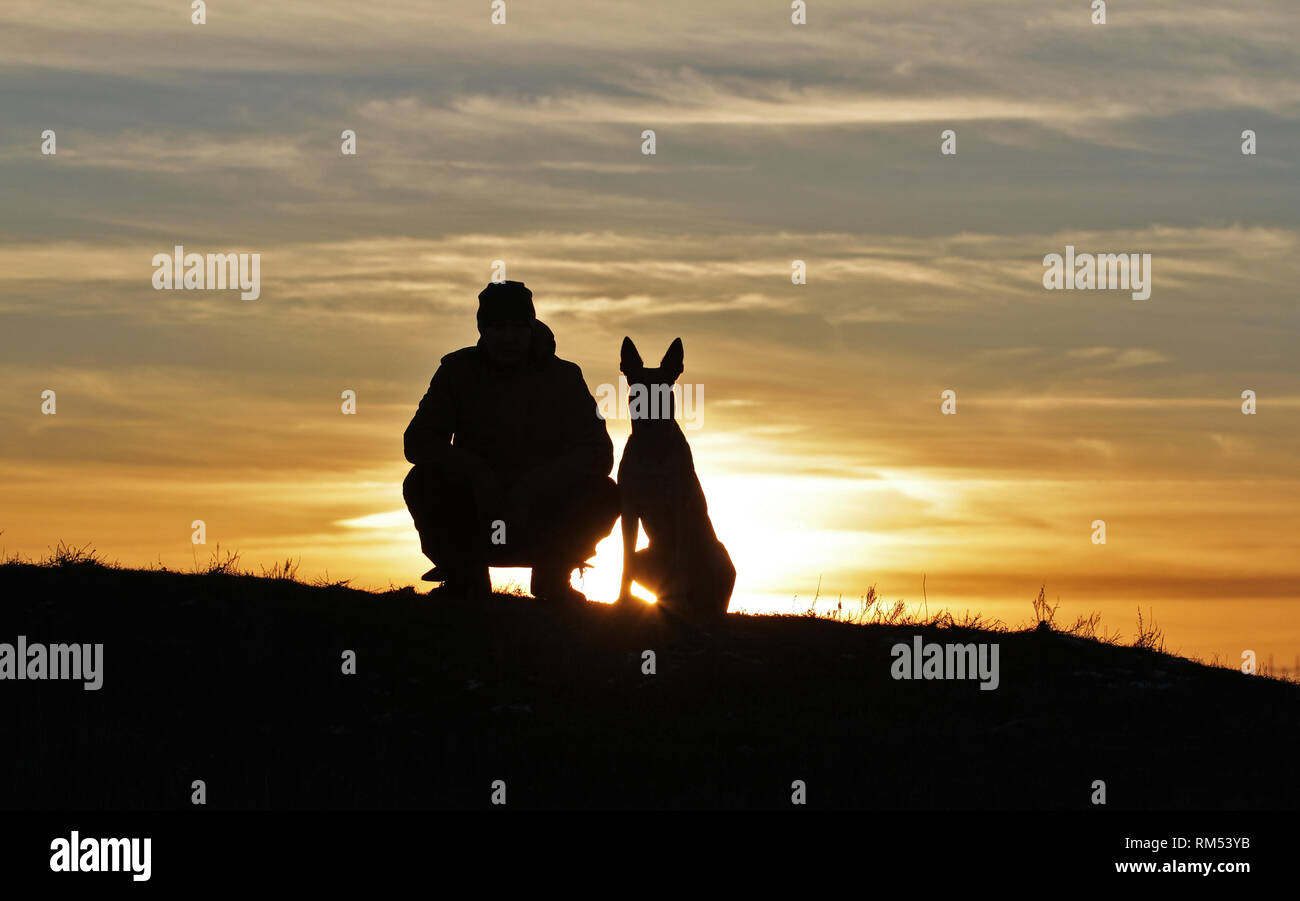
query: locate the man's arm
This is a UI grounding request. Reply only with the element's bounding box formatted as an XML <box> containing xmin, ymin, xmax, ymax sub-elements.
<box><xmin>403</xmin><ymin>363</ymin><xmax>491</xmax><ymax>479</ymax></box>
<box><xmin>520</xmin><ymin>362</ymin><xmax>613</xmax><ymax>493</ymax></box>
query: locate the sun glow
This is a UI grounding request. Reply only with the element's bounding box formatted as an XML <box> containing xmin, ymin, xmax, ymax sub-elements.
<box><xmin>568</xmin><ymin>524</ymin><xmax>655</xmax><ymax>604</ymax></box>
<box><xmin>573</xmin><ymin>470</ymin><xmax>912</xmax><ymax>611</ymax></box>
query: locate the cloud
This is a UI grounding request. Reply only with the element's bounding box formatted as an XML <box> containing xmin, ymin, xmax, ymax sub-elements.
<box><xmin>1064</xmin><ymin>347</ymin><xmax>1173</xmax><ymax>369</ymax></box>
<box><xmin>3</xmin><ymin>0</ymin><xmax>1299</xmax><ymax>661</ymax></box>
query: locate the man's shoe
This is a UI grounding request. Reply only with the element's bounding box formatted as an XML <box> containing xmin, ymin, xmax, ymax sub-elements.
<box><xmin>424</xmin><ymin>563</ymin><xmax>491</xmax><ymax>600</ymax></box>
<box><xmin>463</xmin><ymin>566</ymin><xmax>492</xmax><ymax>600</ymax></box>
<box><xmin>530</xmin><ymin>565</ymin><xmax>588</xmax><ymax>606</ymax></box>
<box><xmin>540</xmin><ymin>583</ymin><xmax>588</xmax><ymax>606</ymax></box>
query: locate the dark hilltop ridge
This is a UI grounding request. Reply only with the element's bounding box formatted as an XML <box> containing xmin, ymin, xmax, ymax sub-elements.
<box><xmin>3</xmin><ymin>547</ymin><xmax>1297</xmax><ymax>810</ymax></box>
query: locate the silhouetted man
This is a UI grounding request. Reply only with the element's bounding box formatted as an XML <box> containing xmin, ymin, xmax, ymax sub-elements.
<box><xmin>402</xmin><ymin>281</ymin><xmax>619</xmax><ymax>603</ymax></box>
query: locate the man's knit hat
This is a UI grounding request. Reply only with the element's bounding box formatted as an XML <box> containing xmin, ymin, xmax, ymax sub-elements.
<box><xmin>477</xmin><ymin>280</ymin><xmax>535</xmax><ymax>326</ymax></box>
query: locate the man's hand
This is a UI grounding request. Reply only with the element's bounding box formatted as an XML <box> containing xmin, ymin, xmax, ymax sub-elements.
<box><xmin>471</xmin><ymin>471</ymin><xmax>529</xmax><ymax>528</ymax></box>
<box><xmin>470</xmin><ymin>469</ymin><xmax>506</xmax><ymax>518</ymax></box>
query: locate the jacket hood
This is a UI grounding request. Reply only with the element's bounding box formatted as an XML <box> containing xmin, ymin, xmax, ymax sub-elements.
<box><xmin>469</xmin><ymin>318</ymin><xmax>557</xmax><ymax>365</ymax></box>
<box><xmin>530</xmin><ymin>319</ymin><xmax>557</xmax><ymax>359</ymax></box>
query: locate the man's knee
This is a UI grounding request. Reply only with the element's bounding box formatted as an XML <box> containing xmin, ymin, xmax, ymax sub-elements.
<box><xmin>546</xmin><ymin>476</ymin><xmax>617</xmax><ymax>524</ymax></box>
<box><xmin>402</xmin><ymin>466</ymin><xmax>423</xmax><ymax>505</ymax></box>
<box><xmin>404</xmin><ymin>465</ymin><xmax>473</xmax><ymax>525</ymax></box>
<box><xmin>404</xmin><ymin>464</ymin><xmax>466</xmax><ymax>501</ymax></box>
<box><xmin>532</xmin><ymin>476</ymin><xmax>619</xmax><ymax>558</ymax></box>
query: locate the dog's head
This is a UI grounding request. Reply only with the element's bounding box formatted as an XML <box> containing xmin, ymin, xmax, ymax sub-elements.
<box><xmin>620</xmin><ymin>336</ymin><xmax>683</xmax><ymax>426</ymax></box>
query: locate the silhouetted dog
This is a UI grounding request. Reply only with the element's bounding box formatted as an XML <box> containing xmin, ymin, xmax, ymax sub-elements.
<box><xmin>616</xmin><ymin>337</ymin><xmax>735</xmax><ymax>620</ymax></box>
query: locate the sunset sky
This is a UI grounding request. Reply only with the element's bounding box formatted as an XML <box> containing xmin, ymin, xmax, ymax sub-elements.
<box><xmin>2</xmin><ymin>1</ymin><xmax>1298</xmax><ymax>665</ymax></box>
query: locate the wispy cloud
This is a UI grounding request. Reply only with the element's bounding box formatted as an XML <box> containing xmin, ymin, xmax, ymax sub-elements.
<box><xmin>2</xmin><ymin>0</ymin><xmax>1298</xmax><ymax>662</ymax></box>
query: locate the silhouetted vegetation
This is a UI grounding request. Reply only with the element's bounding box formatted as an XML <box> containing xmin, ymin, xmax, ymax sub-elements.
<box><xmin>3</xmin><ymin>551</ymin><xmax>1298</xmax><ymax>809</ymax></box>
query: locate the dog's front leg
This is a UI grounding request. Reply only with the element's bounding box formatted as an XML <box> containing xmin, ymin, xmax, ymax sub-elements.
<box><xmin>617</xmin><ymin>504</ymin><xmax>638</xmax><ymax>605</ymax></box>
<box><xmin>666</xmin><ymin>502</ymin><xmax>691</xmax><ymax>608</ymax></box>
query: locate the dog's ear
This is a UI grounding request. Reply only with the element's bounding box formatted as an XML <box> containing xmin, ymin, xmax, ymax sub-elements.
<box><xmin>620</xmin><ymin>336</ymin><xmax>643</xmax><ymax>375</ymax></box>
<box><xmin>660</xmin><ymin>338</ymin><xmax>684</xmax><ymax>381</ymax></box>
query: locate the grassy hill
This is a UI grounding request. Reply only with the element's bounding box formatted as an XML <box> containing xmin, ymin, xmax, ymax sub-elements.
<box><xmin>3</xmin><ymin>548</ymin><xmax>1297</xmax><ymax>810</ymax></box>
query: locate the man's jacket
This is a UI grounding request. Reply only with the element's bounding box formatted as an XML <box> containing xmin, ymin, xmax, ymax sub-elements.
<box><xmin>403</xmin><ymin>320</ymin><xmax>614</xmax><ymax>492</ymax></box>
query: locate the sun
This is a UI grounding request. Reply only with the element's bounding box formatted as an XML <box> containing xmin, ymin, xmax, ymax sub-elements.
<box><xmin>566</xmin><ymin>525</ymin><xmax>656</xmax><ymax>604</ymax></box>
